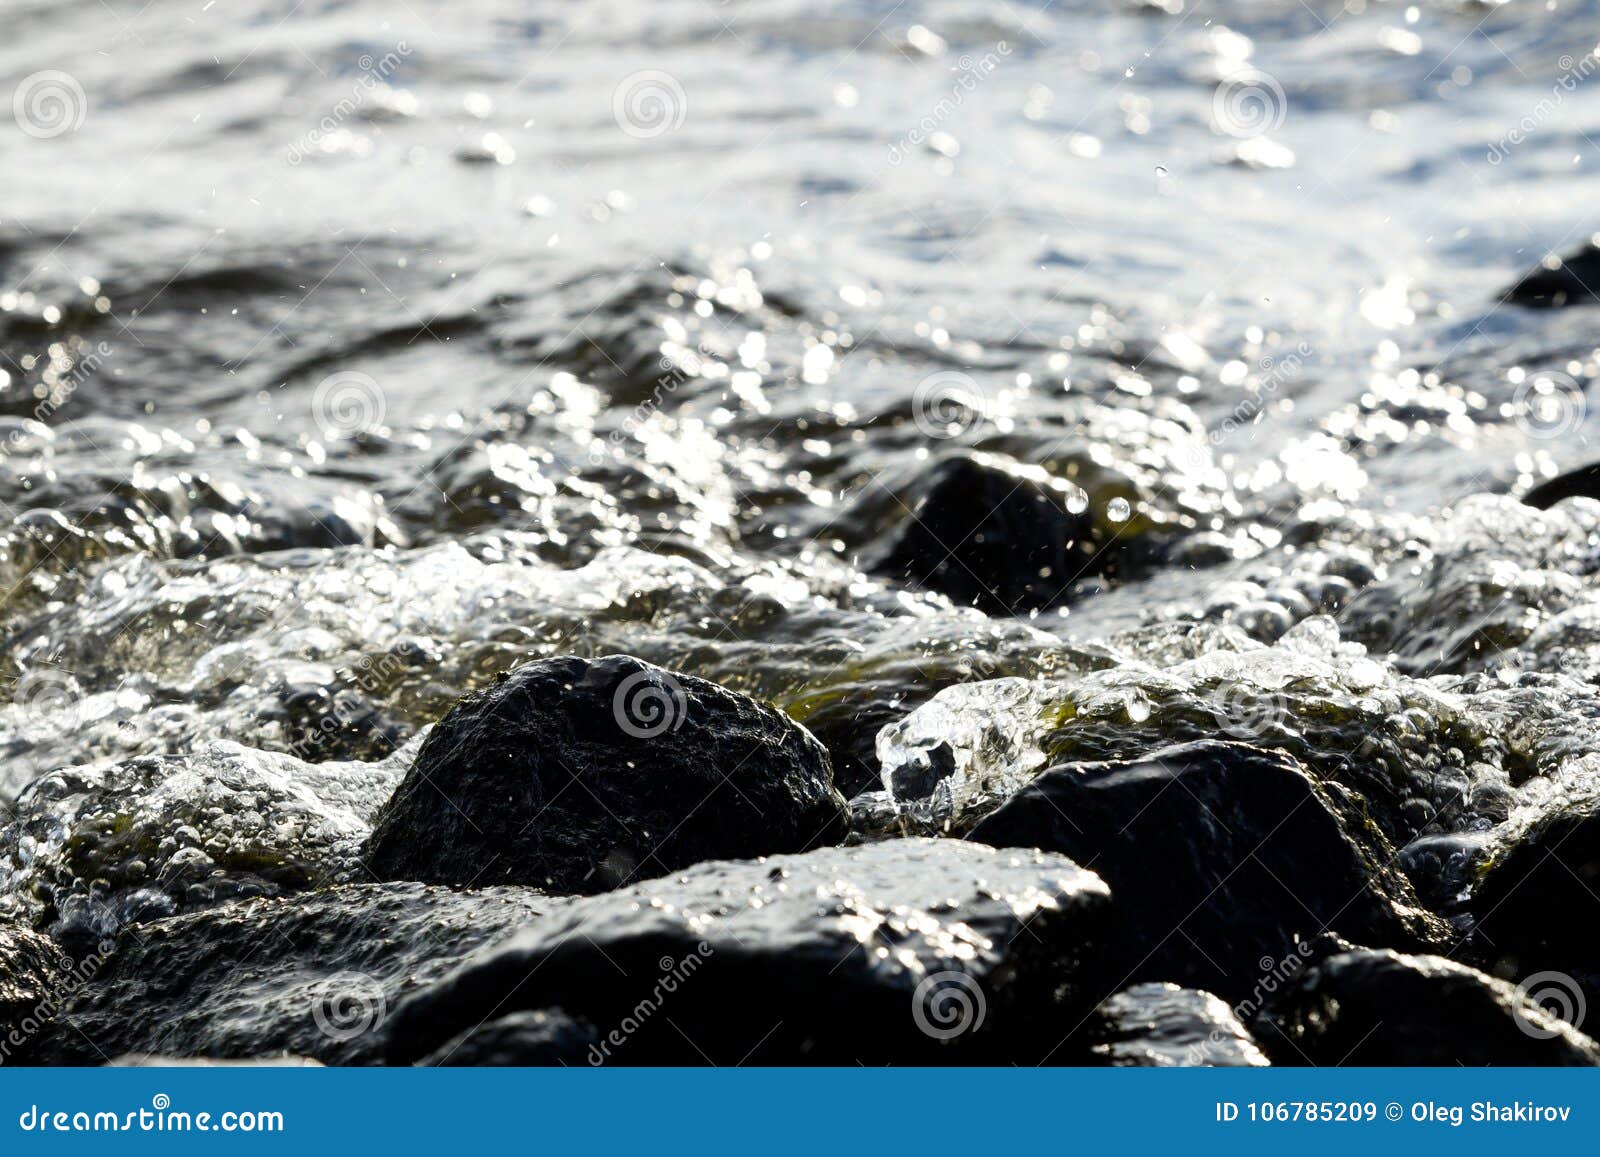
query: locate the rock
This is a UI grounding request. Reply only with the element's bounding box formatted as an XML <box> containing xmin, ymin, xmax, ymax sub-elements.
<box><xmin>364</xmin><ymin>655</ymin><xmax>849</xmax><ymax>894</ymax></box>
<box><xmin>386</xmin><ymin>839</ymin><xmax>1112</xmax><ymax>1065</ymax></box>
<box><xmin>1472</xmin><ymin>795</ymin><xmax>1600</xmax><ymax>964</ymax></box>
<box><xmin>1501</xmin><ymin>242</ymin><xmax>1600</xmax><ymax>308</ymax></box>
<box><xmin>1254</xmin><ymin>947</ymin><xmax>1600</xmax><ymax>1065</ymax></box>
<box><xmin>108</xmin><ymin>1054</ymin><xmax>324</xmax><ymax>1067</ymax></box>
<box><xmin>0</xmin><ymin>741</ymin><xmax>411</xmax><ymax>949</ymax></box>
<box><xmin>967</xmin><ymin>741</ymin><xmax>1449</xmax><ymax>999</ymax></box>
<box><xmin>1090</xmin><ymin>983</ymin><xmax>1269</xmax><ymax>1067</ymax></box>
<box><xmin>28</xmin><ymin>884</ymin><xmax>564</xmax><ymax>1065</ymax></box>
<box><xmin>1523</xmin><ymin>462</ymin><xmax>1600</xmax><ymax>509</ymax></box>
<box><xmin>1</xmin><ymin>927</ymin><xmax>78</xmax><ymax>1062</ymax></box>
<box><xmin>417</xmin><ymin>1010</ymin><xmax>598</xmax><ymax>1066</ymax></box>
<box><xmin>867</xmin><ymin>453</ymin><xmax>1105</xmax><ymax>614</ymax></box>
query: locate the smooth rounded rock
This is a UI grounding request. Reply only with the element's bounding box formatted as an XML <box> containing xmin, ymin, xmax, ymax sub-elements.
<box><xmin>365</xmin><ymin>654</ymin><xmax>850</xmax><ymax>894</ymax></box>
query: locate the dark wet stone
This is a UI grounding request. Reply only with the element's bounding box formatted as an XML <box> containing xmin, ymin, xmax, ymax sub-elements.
<box><xmin>1</xmin><ymin>927</ymin><xmax>75</xmax><ymax>1057</ymax></box>
<box><xmin>417</xmin><ymin>1010</ymin><xmax>598</xmax><ymax>1066</ymax></box>
<box><xmin>867</xmin><ymin>453</ymin><xmax>1105</xmax><ymax>614</ymax></box>
<box><xmin>386</xmin><ymin>839</ymin><xmax>1112</xmax><ymax>1065</ymax></box>
<box><xmin>1254</xmin><ymin>947</ymin><xmax>1600</xmax><ymax>1065</ymax></box>
<box><xmin>1090</xmin><ymin>983</ymin><xmax>1269</xmax><ymax>1067</ymax></box>
<box><xmin>29</xmin><ymin>884</ymin><xmax>562</xmax><ymax>1065</ymax></box>
<box><xmin>1472</xmin><ymin>796</ymin><xmax>1600</xmax><ymax>963</ymax></box>
<box><xmin>1523</xmin><ymin>461</ymin><xmax>1600</xmax><ymax>509</ymax></box>
<box><xmin>1501</xmin><ymin>243</ymin><xmax>1600</xmax><ymax>308</ymax></box>
<box><xmin>967</xmin><ymin>740</ymin><xmax>1449</xmax><ymax>1000</ymax></box>
<box><xmin>1399</xmin><ymin>831</ymin><xmax>1491</xmax><ymax>916</ymax></box>
<box><xmin>365</xmin><ymin>654</ymin><xmax>849</xmax><ymax>894</ymax></box>
<box><xmin>108</xmin><ymin>1054</ymin><xmax>324</xmax><ymax>1067</ymax></box>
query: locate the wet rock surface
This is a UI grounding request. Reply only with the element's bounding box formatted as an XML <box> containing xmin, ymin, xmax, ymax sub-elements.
<box><xmin>1254</xmin><ymin>945</ymin><xmax>1600</xmax><ymax>1066</ymax></box>
<box><xmin>0</xmin><ymin>741</ymin><xmax>413</xmax><ymax>949</ymax></box>
<box><xmin>365</xmin><ymin>654</ymin><xmax>849</xmax><ymax>893</ymax></box>
<box><xmin>1</xmin><ymin>927</ymin><xmax>75</xmax><ymax>1048</ymax></box>
<box><xmin>867</xmin><ymin>453</ymin><xmax>1111</xmax><ymax>614</ymax></box>
<box><xmin>417</xmin><ymin>1010</ymin><xmax>598</xmax><ymax>1066</ymax></box>
<box><xmin>386</xmin><ymin>839</ymin><xmax>1112</xmax><ymax>1065</ymax></box>
<box><xmin>968</xmin><ymin>741</ymin><xmax>1448</xmax><ymax>998</ymax></box>
<box><xmin>27</xmin><ymin>884</ymin><xmax>562</xmax><ymax>1065</ymax></box>
<box><xmin>1090</xmin><ymin>983</ymin><xmax>1270</xmax><ymax>1068</ymax></box>
<box><xmin>1471</xmin><ymin>795</ymin><xmax>1600</xmax><ymax>965</ymax></box>
<box><xmin>1501</xmin><ymin>242</ymin><xmax>1600</xmax><ymax>309</ymax></box>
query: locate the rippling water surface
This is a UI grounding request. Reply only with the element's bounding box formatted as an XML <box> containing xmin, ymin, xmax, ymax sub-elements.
<box><xmin>4</xmin><ymin>0</ymin><xmax>1600</xmax><ymax>951</ymax></box>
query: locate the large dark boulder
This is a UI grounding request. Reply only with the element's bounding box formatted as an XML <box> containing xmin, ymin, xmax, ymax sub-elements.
<box><xmin>386</xmin><ymin>839</ymin><xmax>1112</xmax><ymax>1065</ymax></box>
<box><xmin>28</xmin><ymin>884</ymin><xmax>563</xmax><ymax>1065</ymax></box>
<box><xmin>868</xmin><ymin>453</ymin><xmax>1106</xmax><ymax>614</ymax></box>
<box><xmin>1254</xmin><ymin>946</ymin><xmax>1600</xmax><ymax>1065</ymax></box>
<box><xmin>967</xmin><ymin>740</ymin><xmax>1449</xmax><ymax>999</ymax></box>
<box><xmin>1472</xmin><ymin>795</ymin><xmax>1600</xmax><ymax>965</ymax></box>
<box><xmin>1089</xmin><ymin>982</ymin><xmax>1269</xmax><ymax>1067</ymax></box>
<box><xmin>365</xmin><ymin>655</ymin><xmax>849</xmax><ymax>894</ymax></box>
<box><xmin>1501</xmin><ymin>242</ymin><xmax>1600</xmax><ymax>308</ymax></box>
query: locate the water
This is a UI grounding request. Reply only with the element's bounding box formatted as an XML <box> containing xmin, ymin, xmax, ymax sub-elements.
<box><xmin>5</xmin><ymin>0</ymin><xmax>1600</xmax><ymax>933</ymax></box>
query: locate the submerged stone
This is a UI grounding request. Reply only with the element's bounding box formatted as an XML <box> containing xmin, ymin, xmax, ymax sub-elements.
<box><xmin>386</xmin><ymin>839</ymin><xmax>1112</xmax><ymax>1065</ymax></box>
<box><xmin>1254</xmin><ymin>946</ymin><xmax>1600</xmax><ymax>1065</ymax></box>
<box><xmin>967</xmin><ymin>741</ymin><xmax>1448</xmax><ymax>999</ymax></box>
<box><xmin>364</xmin><ymin>654</ymin><xmax>849</xmax><ymax>894</ymax></box>
<box><xmin>0</xmin><ymin>741</ymin><xmax>412</xmax><ymax>948</ymax></box>
<box><xmin>28</xmin><ymin>884</ymin><xmax>563</xmax><ymax>1065</ymax></box>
